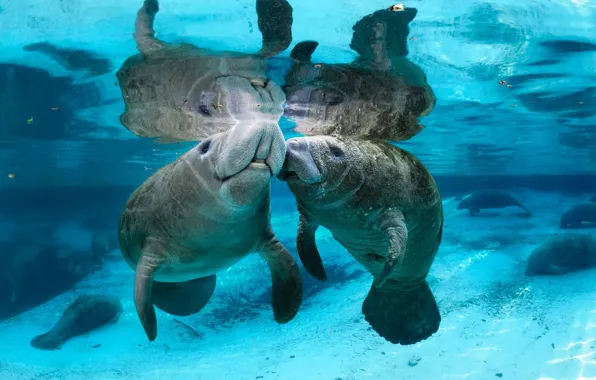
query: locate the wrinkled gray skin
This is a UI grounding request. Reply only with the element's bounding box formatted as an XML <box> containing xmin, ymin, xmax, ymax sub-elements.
<box><xmin>116</xmin><ymin>0</ymin><xmax>292</xmax><ymax>142</ymax></box>
<box><xmin>560</xmin><ymin>202</ymin><xmax>596</xmax><ymax>229</ymax></box>
<box><xmin>456</xmin><ymin>190</ymin><xmax>532</xmax><ymax>216</ymax></box>
<box><xmin>283</xmin><ymin>6</ymin><xmax>435</xmax><ymax>141</ymax></box>
<box><xmin>118</xmin><ymin>121</ymin><xmax>302</xmax><ymax>341</ymax></box>
<box><xmin>525</xmin><ymin>234</ymin><xmax>596</xmax><ymax>276</ymax></box>
<box><xmin>278</xmin><ymin>136</ymin><xmax>443</xmax><ymax>345</ymax></box>
<box><xmin>30</xmin><ymin>295</ymin><xmax>122</xmax><ymax>350</ymax></box>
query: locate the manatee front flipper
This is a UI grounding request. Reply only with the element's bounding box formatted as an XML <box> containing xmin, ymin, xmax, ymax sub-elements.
<box><xmin>362</xmin><ymin>280</ymin><xmax>440</xmax><ymax>345</ymax></box>
<box><xmin>375</xmin><ymin>210</ymin><xmax>408</xmax><ymax>287</ymax></box>
<box><xmin>259</xmin><ymin>235</ymin><xmax>303</xmax><ymax>323</ymax></box>
<box><xmin>256</xmin><ymin>0</ymin><xmax>293</xmax><ymax>56</ymax></box>
<box><xmin>152</xmin><ymin>275</ymin><xmax>216</xmax><ymax>317</ymax></box>
<box><xmin>134</xmin><ymin>0</ymin><xmax>168</xmax><ymax>57</ymax></box>
<box><xmin>134</xmin><ymin>239</ymin><xmax>167</xmax><ymax>341</ymax></box>
<box><xmin>297</xmin><ymin>213</ymin><xmax>327</xmax><ymax>281</ymax></box>
<box><xmin>290</xmin><ymin>41</ymin><xmax>319</xmax><ymax>62</ymax></box>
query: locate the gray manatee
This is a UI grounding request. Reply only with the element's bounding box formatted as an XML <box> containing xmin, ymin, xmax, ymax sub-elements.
<box><xmin>456</xmin><ymin>190</ymin><xmax>531</xmax><ymax>216</ymax></box>
<box><xmin>118</xmin><ymin>120</ymin><xmax>302</xmax><ymax>341</ymax></box>
<box><xmin>116</xmin><ymin>0</ymin><xmax>292</xmax><ymax>142</ymax></box>
<box><xmin>525</xmin><ymin>234</ymin><xmax>596</xmax><ymax>276</ymax></box>
<box><xmin>560</xmin><ymin>202</ymin><xmax>596</xmax><ymax>229</ymax></box>
<box><xmin>30</xmin><ymin>295</ymin><xmax>122</xmax><ymax>350</ymax></box>
<box><xmin>283</xmin><ymin>6</ymin><xmax>435</xmax><ymax>141</ymax></box>
<box><xmin>278</xmin><ymin>136</ymin><xmax>443</xmax><ymax>345</ymax></box>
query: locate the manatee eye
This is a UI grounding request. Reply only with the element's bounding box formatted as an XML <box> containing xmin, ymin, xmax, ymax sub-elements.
<box><xmin>198</xmin><ymin>140</ymin><xmax>211</xmax><ymax>155</ymax></box>
<box><xmin>198</xmin><ymin>92</ymin><xmax>212</xmax><ymax>117</ymax></box>
<box><xmin>329</xmin><ymin>144</ymin><xmax>344</xmax><ymax>159</ymax></box>
<box><xmin>323</xmin><ymin>90</ymin><xmax>344</xmax><ymax>106</ymax></box>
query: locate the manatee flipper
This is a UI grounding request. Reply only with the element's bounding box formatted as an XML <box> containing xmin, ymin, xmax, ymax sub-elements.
<box><xmin>375</xmin><ymin>210</ymin><xmax>408</xmax><ymax>287</ymax></box>
<box><xmin>134</xmin><ymin>240</ymin><xmax>166</xmax><ymax>341</ymax></box>
<box><xmin>513</xmin><ymin>200</ymin><xmax>532</xmax><ymax>215</ymax></box>
<box><xmin>151</xmin><ymin>275</ymin><xmax>216</xmax><ymax>317</ymax></box>
<box><xmin>30</xmin><ymin>295</ymin><xmax>122</xmax><ymax>350</ymax></box>
<box><xmin>349</xmin><ymin>6</ymin><xmax>418</xmax><ymax>63</ymax></box>
<box><xmin>290</xmin><ymin>41</ymin><xmax>319</xmax><ymax>62</ymax></box>
<box><xmin>296</xmin><ymin>213</ymin><xmax>327</xmax><ymax>281</ymax></box>
<box><xmin>259</xmin><ymin>236</ymin><xmax>303</xmax><ymax>323</ymax></box>
<box><xmin>362</xmin><ymin>280</ymin><xmax>440</xmax><ymax>345</ymax></box>
<box><xmin>134</xmin><ymin>0</ymin><xmax>168</xmax><ymax>57</ymax></box>
<box><xmin>30</xmin><ymin>329</ymin><xmax>65</xmax><ymax>350</ymax></box>
<box><xmin>256</xmin><ymin>0</ymin><xmax>293</xmax><ymax>56</ymax></box>
<box><xmin>469</xmin><ymin>208</ymin><xmax>479</xmax><ymax>215</ymax></box>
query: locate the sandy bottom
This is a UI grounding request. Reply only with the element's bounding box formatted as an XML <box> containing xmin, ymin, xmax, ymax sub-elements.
<box><xmin>1</xmin><ymin>190</ymin><xmax>596</xmax><ymax>380</ymax></box>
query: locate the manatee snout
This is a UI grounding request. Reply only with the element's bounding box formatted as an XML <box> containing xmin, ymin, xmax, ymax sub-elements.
<box><xmin>278</xmin><ymin>138</ymin><xmax>322</xmax><ymax>184</ymax></box>
<box><xmin>216</xmin><ymin>122</ymin><xmax>285</xmax><ymax>206</ymax></box>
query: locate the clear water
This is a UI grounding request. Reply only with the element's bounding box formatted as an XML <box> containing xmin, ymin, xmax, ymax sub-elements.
<box><xmin>1</xmin><ymin>0</ymin><xmax>595</xmax><ymax>379</ymax></box>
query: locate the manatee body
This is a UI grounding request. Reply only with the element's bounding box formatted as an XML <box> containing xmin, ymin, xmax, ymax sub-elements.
<box><xmin>456</xmin><ymin>190</ymin><xmax>531</xmax><ymax>216</ymax></box>
<box><xmin>116</xmin><ymin>0</ymin><xmax>292</xmax><ymax>142</ymax></box>
<box><xmin>525</xmin><ymin>234</ymin><xmax>596</xmax><ymax>276</ymax></box>
<box><xmin>118</xmin><ymin>121</ymin><xmax>302</xmax><ymax>341</ymax></box>
<box><xmin>30</xmin><ymin>295</ymin><xmax>122</xmax><ymax>350</ymax></box>
<box><xmin>560</xmin><ymin>202</ymin><xmax>596</xmax><ymax>229</ymax></box>
<box><xmin>283</xmin><ymin>6</ymin><xmax>435</xmax><ymax>141</ymax></box>
<box><xmin>278</xmin><ymin>136</ymin><xmax>443</xmax><ymax>345</ymax></box>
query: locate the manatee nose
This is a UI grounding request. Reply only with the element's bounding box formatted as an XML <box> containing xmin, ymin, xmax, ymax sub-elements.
<box><xmin>286</xmin><ymin>138</ymin><xmax>309</xmax><ymax>156</ymax></box>
<box><xmin>280</xmin><ymin>138</ymin><xmax>323</xmax><ymax>184</ymax></box>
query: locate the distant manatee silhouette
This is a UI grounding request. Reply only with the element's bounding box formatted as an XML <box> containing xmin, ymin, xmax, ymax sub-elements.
<box><xmin>525</xmin><ymin>234</ymin><xmax>596</xmax><ymax>276</ymax></box>
<box><xmin>456</xmin><ymin>190</ymin><xmax>531</xmax><ymax>216</ymax></box>
<box><xmin>30</xmin><ymin>295</ymin><xmax>122</xmax><ymax>350</ymax></box>
<box><xmin>560</xmin><ymin>202</ymin><xmax>596</xmax><ymax>229</ymax></box>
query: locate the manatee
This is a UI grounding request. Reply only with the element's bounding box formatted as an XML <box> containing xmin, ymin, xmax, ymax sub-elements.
<box><xmin>278</xmin><ymin>136</ymin><xmax>443</xmax><ymax>345</ymax></box>
<box><xmin>30</xmin><ymin>295</ymin><xmax>122</xmax><ymax>350</ymax></box>
<box><xmin>559</xmin><ymin>202</ymin><xmax>596</xmax><ymax>229</ymax></box>
<box><xmin>589</xmin><ymin>194</ymin><xmax>596</xmax><ymax>203</ymax></box>
<box><xmin>282</xmin><ymin>5</ymin><xmax>435</xmax><ymax>141</ymax></box>
<box><xmin>116</xmin><ymin>0</ymin><xmax>292</xmax><ymax>142</ymax></box>
<box><xmin>118</xmin><ymin>121</ymin><xmax>302</xmax><ymax>341</ymax></box>
<box><xmin>456</xmin><ymin>190</ymin><xmax>532</xmax><ymax>216</ymax></box>
<box><xmin>525</xmin><ymin>234</ymin><xmax>596</xmax><ymax>276</ymax></box>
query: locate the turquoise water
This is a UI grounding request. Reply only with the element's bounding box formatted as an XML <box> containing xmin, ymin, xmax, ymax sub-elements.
<box><xmin>1</xmin><ymin>1</ymin><xmax>596</xmax><ymax>379</ymax></box>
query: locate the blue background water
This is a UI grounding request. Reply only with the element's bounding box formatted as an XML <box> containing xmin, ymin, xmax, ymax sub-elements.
<box><xmin>0</xmin><ymin>0</ymin><xmax>595</xmax><ymax>379</ymax></box>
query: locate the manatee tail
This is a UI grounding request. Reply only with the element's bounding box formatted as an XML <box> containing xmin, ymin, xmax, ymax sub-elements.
<box><xmin>256</xmin><ymin>0</ymin><xmax>293</xmax><ymax>56</ymax></box>
<box><xmin>362</xmin><ymin>280</ymin><xmax>440</xmax><ymax>345</ymax></box>
<box><xmin>349</xmin><ymin>6</ymin><xmax>418</xmax><ymax>63</ymax></box>
<box><xmin>30</xmin><ymin>330</ymin><xmax>64</xmax><ymax>350</ymax></box>
<box><xmin>515</xmin><ymin>202</ymin><xmax>532</xmax><ymax>215</ymax></box>
<box><xmin>151</xmin><ymin>275</ymin><xmax>216</xmax><ymax>317</ymax></box>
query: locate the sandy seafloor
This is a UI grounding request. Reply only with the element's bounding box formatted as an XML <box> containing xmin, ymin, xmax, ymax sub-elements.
<box><xmin>1</xmin><ymin>189</ymin><xmax>595</xmax><ymax>380</ymax></box>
